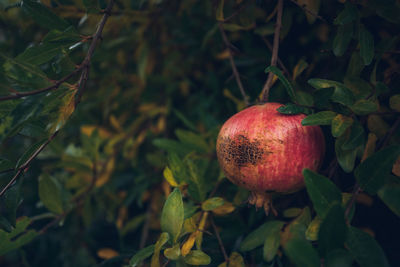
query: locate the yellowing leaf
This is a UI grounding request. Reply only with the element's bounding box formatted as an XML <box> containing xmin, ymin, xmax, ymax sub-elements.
<box><xmin>163</xmin><ymin>166</ymin><xmax>178</xmax><ymax>187</ymax></box>
<box><xmin>212</xmin><ymin>202</ymin><xmax>235</xmax><ymax>216</ymax></box>
<box><xmin>305</xmin><ymin>216</ymin><xmax>322</xmax><ymax>241</ymax></box>
<box><xmin>81</xmin><ymin>125</ymin><xmax>112</xmax><ymax>139</ymax></box>
<box><xmin>49</xmin><ymin>88</ymin><xmax>76</xmax><ymax>133</ymax></box>
<box><xmin>361</xmin><ymin>133</ymin><xmax>377</xmax><ymax>162</ymax></box>
<box><xmin>389</xmin><ymin>94</ymin><xmax>400</xmax><ymax>112</ymax></box>
<box><xmin>216</xmin><ymin>0</ymin><xmax>225</xmax><ymax>21</ymax></box>
<box><xmin>96</xmin><ymin>157</ymin><xmax>115</xmax><ymax>187</ymax></box>
<box><xmin>110</xmin><ymin>115</ymin><xmax>123</xmax><ymax>132</ymax></box>
<box><xmin>181</xmin><ymin>231</ymin><xmax>198</xmax><ymax>256</ymax></box>
<box><xmin>218</xmin><ymin>252</ymin><xmax>245</xmax><ymax>267</ymax></box>
<box><xmin>216</xmin><ymin>49</ymin><xmax>230</xmax><ymax>60</ymax></box>
<box><xmin>292</xmin><ymin>58</ymin><xmax>309</xmax><ymax>80</ymax></box>
<box><xmin>97</xmin><ymin>248</ymin><xmax>119</xmax><ymax>260</ymax></box>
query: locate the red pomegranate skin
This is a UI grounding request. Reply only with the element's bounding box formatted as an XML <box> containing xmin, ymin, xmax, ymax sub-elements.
<box><xmin>216</xmin><ymin>102</ymin><xmax>325</xmax><ymax>193</ymax></box>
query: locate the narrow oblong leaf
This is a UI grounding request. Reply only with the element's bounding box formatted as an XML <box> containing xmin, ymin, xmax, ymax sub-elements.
<box><xmin>263</xmin><ymin>222</ymin><xmax>283</xmax><ymax>262</ymax></box>
<box><xmin>161</xmin><ymin>188</ymin><xmax>184</xmax><ymax>243</ymax></box>
<box><xmin>129</xmin><ymin>245</ymin><xmax>155</xmax><ymax>267</ymax></box>
<box><xmin>346</xmin><ymin>227</ymin><xmax>389</xmax><ymax>267</ymax></box>
<box><xmin>303</xmin><ymin>169</ymin><xmax>342</xmax><ymax>218</ymax></box>
<box><xmin>0</xmin><ymin>217</ymin><xmax>37</xmax><ymax>256</ymax></box>
<box><xmin>21</xmin><ymin>0</ymin><xmax>71</xmax><ymax>31</ymax></box>
<box><xmin>302</xmin><ymin>111</ymin><xmax>337</xmax><ymax>126</ymax></box>
<box><xmin>38</xmin><ymin>174</ymin><xmax>64</xmax><ymax>214</ymax></box>
<box><xmin>277</xmin><ymin>103</ymin><xmax>310</xmax><ymax>115</ymax></box>
<box><xmin>318</xmin><ymin>205</ymin><xmax>347</xmax><ymax>256</ymax></box>
<box><xmin>351</xmin><ymin>99</ymin><xmax>378</xmax><ymax>115</ymax></box>
<box><xmin>183</xmin><ymin>250</ymin><xmax>211</xmax><ymax>265</ymax></box>
<box><xmin>354</xmin><ymin>145</ymin><xmax>400</xmax><ymax>194</ymax></box>
<box><xmin>284</xmin><ymin>238</ymin><xmax>320</xmax><ymax>267</ymax></box>
<box><xmin>377</xmin><ymin>182</ymin><xmax>400</xmax><ymax>217</ymax></box>
<box><xmin>265</xmin><ymin>66</ymin><xmax>297</xmax><ymax>102</ymax></box>
<box><xmin>151</xmin><ymin>232</ymin><xmax>169</xmax><ymax>267</ymax></box>
<box><xmin>333</xmin><ymin>23</ymin><xmax>353</xmax><ymax>57</ymax></box>
<box><xmin>201</xmin><ymin>197</ymin><xmax>225</xmax><ymax>211</ymax></box>
<box><xmin>16</xmin><ymin>139</ymin><xmax>48</xmax><ymax>169</ymax></box>
<box><xmin>359</xmin><ymin>26</ymin><xmax>374</xmax><ymax>65</ymax></box>
<box><xmin>335</xmin><ymin>136</ymin><xmax>358</xmax><ymax>173</ymax></box>
<box><xmin>240</xmin><ymin>220</ymin><xmax>285</xmax><ymax>252</ymax></box>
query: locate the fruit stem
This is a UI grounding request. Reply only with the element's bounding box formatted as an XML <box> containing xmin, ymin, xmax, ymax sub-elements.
<box><xmin>248</xmin><ymin>191</ymin><xmax>277</xmax><ymax>216</ymax></box>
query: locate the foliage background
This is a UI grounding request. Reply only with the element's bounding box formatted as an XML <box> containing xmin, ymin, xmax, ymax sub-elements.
<box><xmin>0</xmin><ymin>0</ymin><xmax>399</xmax><ymax>266</ymax></box>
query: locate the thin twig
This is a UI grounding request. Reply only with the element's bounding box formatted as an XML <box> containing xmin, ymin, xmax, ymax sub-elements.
<box><xmin>261</xmin><ymin>37</ymin><xmax>289</xmax><ymax>76</ymax></box>
<box><xmin>261</xmin><ymin>0</ymin><xmax>283</xmax><ymax>102</ymax></box>
<box><xmin>0</xmin><ymin>68</ymin><xmax>81</xmax><ymax>101</ymax></box>
<box><xmin>139</xmin><ymin>203</ymin><xmax>152</xmax><ymax>249</ymax></box>
<box><xmin>75</xmin><ymin>3</ymin><xmax>114</xmax><ymax>106</ymax></box>
<box><xmin>210</xmin><ymin>215</ymin><xmax>229</xmax><ymax>263</ymax></box>
<box><xmin>290</xmin><ymin>0</ymin><xmax>327</xmax><ymax>23</ymax></box>
<box><xmin>218</xmin><ymin>23</ymin><xmax>250</xmax><ymax>106</ymax></box>
<box><xmin>221</xmin><ymin>3</ymin><xmax>247</xmax><ymax>23</ymax></box>
<box><xmin>0</xmin><ymin>0</ymin><xmax>115</xmax><ymax>197</ymax></box>
<box><xmin>0</xmin><ymin>131</ymin><xmax>58</xmax><ymax>197</ymax></box>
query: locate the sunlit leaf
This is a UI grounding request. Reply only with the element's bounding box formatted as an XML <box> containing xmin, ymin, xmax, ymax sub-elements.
<box><xmin>183</xmin><ymin>250</ymin><xmax>211</xmax><ymax>265</ymax></box>
<box><xmin>201</xmin><ymin>197</ymin><xmax>225</xmax><ymax>211</ymax></box>
<box><xmin>331</xmin><ymin>114</ymin><xmax>353</xmax><ymax>137</ymax></box>
<box><xmin>161</xmin><ymin>188</ymin><xmax>184</xmax><ymax>243</ymax></box>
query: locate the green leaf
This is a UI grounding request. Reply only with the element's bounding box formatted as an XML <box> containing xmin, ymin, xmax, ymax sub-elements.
<box><xmin>303</xmin><ymin>169</ymin><xmax>342</xmax><ymax>218</ymax></box>
<box><xmin>325</xmin><ymin>249</ymin><xmax>353</xmax><ymax>267</ymax></box>
<box><xmin>334</xmin><ymin>3</ymin><xmax>358</xmax><ymax>25</ymax></box>
<box><xmin>161</xmin><ymin>188</ymin><xmax>184</xmax><ymax>243</ymax></box>
<box><xmin>333</xmin><ymin>23</ymin><xmax>353</xmax><ymax>57</ymax></box>
<box><xmin>354</xmin><ymin>146</ymin><xmax>400</xmax><ymax>194</ymax></box>
<box><xmin>0</xmin><ymin>183</ymin><xmax>20</xmax><ymax>230</ymax></box>
<box><xmin>219</xmin><ymin>252</ymin><xmax>245</xmax><ymax>267</ymax></box>
<box><xmin>313</xmin><ymin>88</ymin><xmax>334</xmax><ymax>109</ymax></box>
<box><xmin>201</xmin><ymin>197</ymin><xmax>225</xmax><ymax>211</ymax></box>
<box><xmin>389</xmin><ymin>94</ymin><xmax>400</xmax><ymax>112</ymax></box>
<box><xmin>83</xmin><ymin>0</ymin><xmax>100</xmax><ymax>13</ymax></box>
<box><xmin>151</xmin><ymin>232</ymin><xmax>169</xmax><ymax>267</ymax></box>
<box><xmin>16</xmin><ymin>43</ymin><xmax>65</xmax><ymax>66</ymax></box>
<box><xmin>302</xmin><ymin>111</ymin><xmax>337</xmax><ymax>126</ymax></box>
<box><xmin>284</xmin><ymin>238</ymin><xmax>320</xmax><ymax>267</ymax></box>
<box><xmin>341</xmin><ymin>120</ymin><xmax>365</xmax><ymax>150</ymax></box>
<box><xmin>308</xmin><ymin>78</ymin><xmax>354</xmax><ymax>106</ymax></box>
<box><xmin>173</xmin><ymin>109</ymin><xmax>198</xmax><ymax>132</ymax></box>
<box><xmin>378</xmin><ymin>182</ymin><xmax>400</xmax><ymax>217</ymax></box>
<box><xmin>263</xmin><ymin>222</ymin><xmax>284</xmax><ymax>262</ymax></box>
<box><xmin>0</xmin><ymin>158</ymin><xmax>13</xmax><ymax>172</ymax></box>
<box><xmin>284</xmin><ymin>207</ymin><xmax>312</xmax><ymax>241</ymax></box>
<box><xmin>335</xmin><ymin>136</ymin><xmax>358</xmax><ymax>173</ymax></box>
<box><xmin>42</xmin><ymin>28</ymin><xmax>81</xmax><ymax>45</ymax></box>
<box><xmin>346</xmin><ymin>227</ymin><xmax>389</xmax><ymax>267</ymax></box>
<box><xmin>129</xmin><ymin>245</ymin><xmax>155</xmax><ymax>267</ymax></box>
<box><xmin>265</xmin><ymin>66</ymin><xmax>297</xmax><ymax>102</ymax></box>
<box><xmin>296</xmin><ymin>90</ymin><xmax>314</xmax><ymax>107</ymax></box>
<box><xmin>359</xmin><ymin>26</ymin><xmax>375</xmax><ymax>65</ymax></box>
<box><xmin>351</xmin><ymin>99</ymin><xmax>378</xmax><ymax>115</ymax></box>
<box><xmin>185</xmin><ymin>157</ymin><xmax>207</xmax><ymax>202</ymax></box>
<box><xmin>164</xmin><ymin>243</ymin><xmax>181</xmax><ymax>260</ymax></box>
<box><xmin>175</xmin><ymin>129</ymin><xmax>209</xmax><ymax>153</ymax></box>
<box><xmin>1</xmin><ymin>53</ymin><xmax>51</xmax><ymax>90</ymax></box>
<box><xmin>16</xmin><ymin>139</ymin><xmax>48</xmax><ymax>169</ymax></box>
<box><xmin>183</xmin><ymin>250</ymin><xmax>211</xmax><ymax>265</ymax></box>
<box><xmin>153</xmin><ymin>138</ymin><xmax>192</xmax><ymax>156</ymax></box>
<box><xmin>276</xmin><ymin>103</ymin><xmax>310</xmax><ymax>115</ymax></box>
<box><xmin>21</xmin><ymin>0</ymin><xmax>71</xmax><ymax>31</ymax></box>
<box><xmin>344</xmin><ymin>76</ymin><xmax>373</xmax><ymax>100</ymax></box>
<box><xmin>240</xmin><ymin>221</ymin><xmax>285</xmax><ymax>252</ymax></box>
<box><xmin>318</xmin><ymin>205</ymin><xmax>347</xmax><ymax>256</ymax></box>
<box><xmin>216</xmin><ymin>0</ymin><xmax>224</xmax><ymax>21</ymax></box>
<box><xmin>0</xmin><ymin>217</ymin><xmax>37</xmax><ymax>256</ymax></box>
<box><xmin>38</xmin><ymin>174</ymin><xmax>64</xmax><ymax>214</ymax></box>
<box><xmin>331</xmin><ymin>114</ymin><xmax>353</xmax><ymax>137</ymax></box>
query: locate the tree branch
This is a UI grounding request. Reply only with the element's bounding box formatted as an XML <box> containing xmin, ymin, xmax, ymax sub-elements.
<box><xmin>0</xmin><ymin>68</ymin><xmax>81</xmax><ymax>101</ymax></box>
<box><xmin>210</xmin><ymin>215</ymin><xmax>229</xmax><ymax>263</ymax></box>
<box><xmin>218</xmin><ymin>23</ymin><xmax>250</xmax><ymax>106</ymax></box>
<box><xmin>261</xmin><ymin>0</ymin><xmax>283</xmax><ymax>102</ymax></box>
<box><xmin>261</xmin><ymin>36</ymin><xmax>289</xmax><ymax>76</ymax></box>
<box><xmin>0</xmin><ymin>0</ymin><xmax>115</xmax><ymax>197</ymax></box>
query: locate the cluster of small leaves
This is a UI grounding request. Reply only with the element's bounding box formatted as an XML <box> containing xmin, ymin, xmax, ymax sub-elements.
<box><xmin>0</xmin><ymin>0</ymin><xmax>399</xmax><ymax>266</ymax></box>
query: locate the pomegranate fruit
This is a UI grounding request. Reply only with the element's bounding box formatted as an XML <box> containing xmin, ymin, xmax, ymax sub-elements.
<box><xmin>216</xmin><ymin>102</ymin><xmax>325</xmax><ymax>213</ymax></box>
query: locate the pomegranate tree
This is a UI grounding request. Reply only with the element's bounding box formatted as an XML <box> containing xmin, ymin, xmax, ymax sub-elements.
<box><xmin>216</xmin><ymin>102</ymin><xmax>325</xmax><ymax>213</ymax></box>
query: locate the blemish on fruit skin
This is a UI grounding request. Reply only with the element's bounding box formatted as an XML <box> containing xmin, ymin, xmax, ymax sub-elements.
<box><xmin>217</xmin><ymin>134</ymin><xmax>266</xmax><ymax>167</ymax></box>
